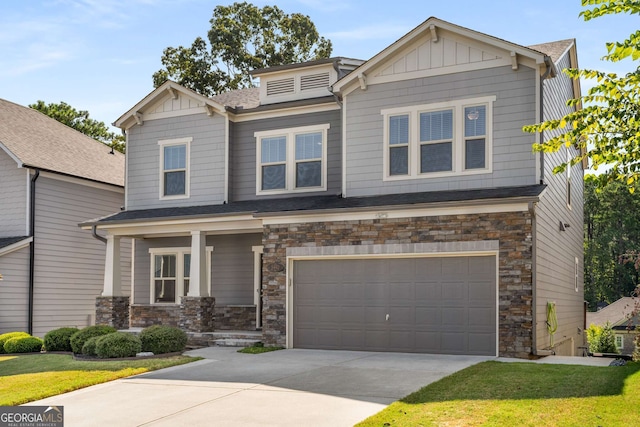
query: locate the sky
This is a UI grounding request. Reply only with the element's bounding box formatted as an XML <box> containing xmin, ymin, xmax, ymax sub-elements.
<box><xmin>1</xmin><ymin>0</ymin><xmax>637</xmax><ymax>131</ymax></box>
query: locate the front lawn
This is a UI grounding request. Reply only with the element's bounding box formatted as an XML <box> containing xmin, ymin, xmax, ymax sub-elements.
<box><xmin>0</xmin><ymin>354</ymin><xmax>199</xmax><ymax>405</ymax></box>
<box><xmin>357</xmin><ymin>361</ymin><xmax>640</xmax><ymax>427</ymax></box>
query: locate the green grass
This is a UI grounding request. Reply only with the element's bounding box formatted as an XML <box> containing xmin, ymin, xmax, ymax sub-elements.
<box><xmin>0</xmin><ymin>354</ymin><xmax>199</xmax><ymax>405</ymax></box>
<box><xmin>357</xmin><ymin>361</ymin><xmax>640</xmax><ymax>427</ymax></box>
<box><xmin>237</xmin><ymin>344</ymin><xmax>284</xmax><ymax>354</ymax></box>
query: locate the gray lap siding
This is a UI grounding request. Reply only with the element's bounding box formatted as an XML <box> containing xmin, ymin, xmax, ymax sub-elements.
<box><xmin>262</xmin><ymin>211</ymin><xmax>534</xmax><ymax>358</ymax></box>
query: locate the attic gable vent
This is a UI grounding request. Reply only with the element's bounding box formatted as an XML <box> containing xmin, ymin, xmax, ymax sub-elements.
<box><xmin>300</xmin><ymin>72</ymin><xmax>330</xmax><ymax>91</ymax></box>
<box><xmin>266</xmin><ymin>77</ymin><xmax>295</xmax><ymax>96</ymax></box>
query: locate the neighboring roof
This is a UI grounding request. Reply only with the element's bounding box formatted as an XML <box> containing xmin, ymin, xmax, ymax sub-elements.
<box><xmin>527</xmin><ymin>39</ymin><xmax>574</xmax><ymax>64</ymax></box>
<box><xmin>0</xmin><ymin>236</ymin><xmax>32</xmax><ymax>257</ymax></box>
<box><xmin>0</xmin><ymin>98</ymin><xmax>124</xmax><ymax>187</ymax></box>
<box><xmin>0</xmin><ymin>236</ymin><xmax>30</xmax><ymax>250</ymax></box>
<box><xmin>587</xmin><ymin>297</ymin><xmax>639</xmax><ymax>328</ymax></box>
<box><xmin>211</xmin><ymin>87</ymin><xmax>260</xmax><ymax>110</ymax></box>
<box><xmin>85</xmin><ymin>184</ymin><xmax>546</xmax><ymax>226</ymax></box>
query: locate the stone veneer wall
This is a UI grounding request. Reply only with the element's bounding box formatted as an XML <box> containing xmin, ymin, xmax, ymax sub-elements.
<box><xmin>130</xmin><ymin>304</ymin><xmax>180</xmax><ymax>328</ymax></box>
<box><xmin>214</xmin><ymin>305</ymin><xmax>257</xmax><ymax>330</ymax></box>
<box><xmin>96</xmin><ymin>296</ymin><xmax>130</xmax><ymax>330</ymax></box>
<box><xmin>261</xmin><ymin>212</ymin><xmax>534</xmax><ymax>358</ymax></box>
<box><xmin>179</xmin><ymin>296</ymin><xmax>216</xmax><ymax>332</ymax></box>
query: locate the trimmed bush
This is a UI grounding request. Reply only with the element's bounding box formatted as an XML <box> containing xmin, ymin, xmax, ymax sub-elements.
<box><xmin>586</xmin><ymin>322</ymin><xmax>619</xmax><ymax>354</ymax></box>
<box><xmin>4</xmin><ymin>336</ymin><xmax>43</xmax><ymax>354</ymax></box>
<box><xmin>0</xmin><ymin>332</ymin><xmax>31</xmax><ymax>354</ymax></box>
<box><xmin>81</xmin><ymin>335</ymin><xmax>102</xmax><ymax>356</ymax></box>
<box><xmin>70</xmin><ymin>325</ymin><xmax>116</xmax><ymax>354</ymax></box>
<box><xmin>95</xmin><ymin>332</ymin><xmax>141</xmax><ymax>358</ymax></box>
<box><xmin>140</xmin><ymin>325</ymin><xmax>187</xmax><ymax>354</ymax></box>
<box><xmin>44</xmin><ymin>327</ymin><xmax>80</xmax><ymax>352</ymax></box>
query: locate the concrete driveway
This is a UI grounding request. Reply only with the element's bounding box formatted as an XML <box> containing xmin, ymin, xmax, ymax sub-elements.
<box><xmin>27</xmin><ymin>347</ymin><xmax>493</xmax><ymax>427</ymax></box>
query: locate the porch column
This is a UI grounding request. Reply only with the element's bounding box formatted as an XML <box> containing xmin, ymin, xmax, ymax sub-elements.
<box><xmin>102</xmin><ymin>235</ymin><xmax>121</xmax><ymax>296</ymax></box>
<box><xmin>188</xmin><ymin>230</ymin><xmax>208</xmax><ymax>297</ymax></box>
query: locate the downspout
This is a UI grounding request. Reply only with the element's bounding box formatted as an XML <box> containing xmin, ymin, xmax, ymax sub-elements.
<box><xmin>539</xmin><ymin>56</ymin><xmax>553</xmax><ymax>184</ymax></box>
<box><xmin>92</xmin><ymin>225</ymin><xmax>107</xmax><ymax>244</ymax></box>
<box><xmin>28</xmin><ymin>169</ymin><xmax>40</xmax><ymax>335</ymax></box>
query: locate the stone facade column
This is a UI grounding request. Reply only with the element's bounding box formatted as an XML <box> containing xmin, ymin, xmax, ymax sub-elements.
<box><xmin>179</xmin><ymin>296</ymin><xmax>215</xmax><ymax>332</ymax></box>
<box><xmin>95</xmin><ymin>296</ymin><xmax>130</xmax><ymax>329</ymax></box>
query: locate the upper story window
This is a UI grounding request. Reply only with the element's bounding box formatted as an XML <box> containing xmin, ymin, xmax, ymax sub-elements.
<box><xmin>255</xmin><ymin>124</ymin><xmax>329</xmax><ymax>195</ymax></box>
<box><xmin>566</xmin><ymin>146</ymin><xmax>572</xmax><ymax>210</ymax></box>
<box><xmin>158</xmin><ymin>137</ymin><xmax>191</xmax><ymax>199</ymax></box>
<box><xmin>382</xmin><ymin>96</ymin><xmax>495</xmax><ymax>180</ymax></box>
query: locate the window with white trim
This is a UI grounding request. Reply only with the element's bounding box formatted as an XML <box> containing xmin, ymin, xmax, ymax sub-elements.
<box><xmin>158</xmin><ymin>137</ymin><xmax>192</xmax><ymax>199</ymax></box>
<box><xmin>382</xmin><ymin>96</ymin><xmax>495</xmax><ymax>179</ymax></box>
<box><xmin>566</xmin><ymin>146</ymin><xmax>572</xmax><ymax>209</ymax></box>
<box><xmin>149</xmin><ymin>247</ymin><xmax>212</xmax><ymax>304</ymax></box>
<box><xmin>255</xmin><ymin>124</ymin><xmax>329</xmax><ymax>194</ymax></box>
<box><xmin>615</xmin><ymin>334</ymin><xmax>624</xmax><ymax>350</ymax></box>
<box><xmin>575</xmin><ymin>257</ymin><xmax>579</xmax><ymax>292</ymax></box>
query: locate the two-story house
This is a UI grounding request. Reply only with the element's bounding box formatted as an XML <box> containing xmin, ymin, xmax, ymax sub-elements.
<box><xmin>0</xmin><ymin>98</ymin><xmax>128</xmax><ymax>337</ymax></box>
<box><xmin>85</xmin><ymin>17</ymin><xmax>584</xmax><ymax>358</ymax></box>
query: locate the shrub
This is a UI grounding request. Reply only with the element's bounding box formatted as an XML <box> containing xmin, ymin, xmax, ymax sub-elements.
<box><xmin>140</xmin><ymin>325</ymin><xmax>187</xmax><ymax>354</ymax></box>
<box><xmin>586</xmin><ymin>322</ymin><xmax>619</xmax><ymax>354</ymax></box>
<box><xmin>0</xmin><ymin>332</ymin><xmax>31</xmax><ymax>354</ymax></box>
<box><xmin>95</xmin><ymin>332</ymin><xmax>141</xmax><ymax>358</ymax></box>
<box><xmin>69</xmin><ymin>325</ymin><xmax>116</xmax><ymax>354</ymax></box>
<box><xmin>81</xmin><ymin>335</ymin><xmax>102</xmax><ymax>356</ymax></box>
<box><xmin>3</xmin><ymin>336</ymin><xmax>43</xmax><ymax>354</ymax></box>
<box><xmin>43</xmin><ymin>327</ymin><xmax>79</xmax><ymax>352</ymax></box>
<box><xmin>634</xmin><ymin>329</ymin><xmax>640</xmax><ymax>362</ymax></box>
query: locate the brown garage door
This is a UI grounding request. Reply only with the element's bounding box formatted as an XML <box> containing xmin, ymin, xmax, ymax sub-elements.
<box><xmin>293</xmin><ymin>256</ymin><xmax>496</xmax><ymax>355</ymax></box>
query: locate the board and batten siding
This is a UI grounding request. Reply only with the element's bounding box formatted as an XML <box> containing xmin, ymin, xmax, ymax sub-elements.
<box><xmin>344</xmin><ymin>65</ymin><xmax>538</xmax><ymax>196</ymax></box>
<box><xmin>0</xmin><ymin>246</ymin><xmax>30</xmax><ymax>333</ymax></box>
<box><xmin>32</xmin><ymin>176</ymin><xmax>130</xmax><ymax>337</ymax></box>
<box><xmin>230</xmin><ymin>110</ymin><xmax>342</xmax><ymax>201</ymax></box>
<box><xmin>126</xmin><ymin>113</ymin><xmax>226</xmax><ymax>210</ymax></box>
<box><xmin>0</xmin><ymin>149</ymin><xmax>28</xmax><ymax>237</ymax></box>
<box><xmin>534</xmin><ymin>51</ymin><xmax>584</xmax><ymax>356</ymax></box>
<box><xmin>133</xmin><ymin>233</ymin><xmax>260</xmax><ymax>305</ymax></box>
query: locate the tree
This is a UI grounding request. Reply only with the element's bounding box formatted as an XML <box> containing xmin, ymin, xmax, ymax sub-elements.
<box><xmin>152</xmin><ymin>2</ymin><xmax>332</xmax><ymax>96</ymax></box>
<box><xmin>584</xmin><ymin>180</ymin><xmax>640</xmax><ymax>309</ymax></box>
<box><xmin>29</xmin><ymin>101</ymin><xmax>125</xmax><ymax>153</ymax></box>
<box><xmin>523</xmin><ymin>0</ymin><xmax>640</xmax><ymax>190</ymax></box>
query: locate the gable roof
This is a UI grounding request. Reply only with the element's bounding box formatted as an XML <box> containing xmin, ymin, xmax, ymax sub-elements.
<box><xmin>114</xmin><ymin>80</ymin><xmax>227</xmax><ymax>130</ymax></box>
<box><xmin>0</xmin><ymin>98</ymin><xmax>124</xmax><ymax>187</ymax></box>
<box><xmin>527</xmin><ymin>39</ymin><xmax>574</xmax><ymax>64</ymax></box>
<box><xmin>211</xmin><ymin>87</ymin><xmax>260</xmax><ymax>110</ymax></box>
<box><xmin>586</xmin><ymin>297</ymin><xmax>639</xmax><ymax>328</ymax></box>
<box><xmin>332</xmin><ymin>16</ymin><xmax>553</xmax><ymax>94</ymax></box>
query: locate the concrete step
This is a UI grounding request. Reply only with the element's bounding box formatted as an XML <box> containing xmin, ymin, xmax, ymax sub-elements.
<box><xmin>213</xmin><ymin>338</ymin><xmax>262</xmax><ymax>347</ymax></box>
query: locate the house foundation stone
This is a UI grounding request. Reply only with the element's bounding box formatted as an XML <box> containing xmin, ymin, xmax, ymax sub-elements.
<box><xmin>179</xmin><ymin>296</ymin><xmax>215</xmax><ymax>332</ymax></box>
<box><xmin>95</xmin><ymin>296</ymin><xmax>129</xmax><ymax>330</ymax></box>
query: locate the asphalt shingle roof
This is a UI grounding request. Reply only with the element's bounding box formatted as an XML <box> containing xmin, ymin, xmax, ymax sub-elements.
<box><xmin>210</xmin><ymin>87</ymin><xmax>260</xmax><ymax>110</ymax></box>
<box><xmin>0</xmin><ymin>98</ymin><xmax>124</xmax><ymax>187</ymax></box>
<box><xmin>527</xmin><ymin>39</ymin><xmax>574</xmax><ymax>64</ymax></box>
<box><xmin>0</xmin><ymin>236</ymin><xmax>30</xmax><ymax>250</ymax></box>
<box><xmin>586</xmin><ymin>297</ymin><xmax>639</xmax><ymax>328</ymax></box>
<box><xmin>87</xmin><ymin>184</ymin><xmax>546</xmax><ymax>225</ymax></box>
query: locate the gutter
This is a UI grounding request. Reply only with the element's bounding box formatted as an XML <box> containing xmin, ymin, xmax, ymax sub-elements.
<box><xmin>91</xmin><ymin>225</ymin><xmax>107</xmax><ymax>244</ymax></box>
<box><xmin>28</xmin><ymin>169</ymin><xmax>40</xmax><ymax>335</ymax></box>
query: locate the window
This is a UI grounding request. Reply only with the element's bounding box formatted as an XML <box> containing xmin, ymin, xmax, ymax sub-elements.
<box><xmin>255</xmin><ymin>124</ymin><xmax>329</xmax><ymax>194</ymax></box>
<box><xmin>382</xmin><ymin>96</ymin><xmax>495</xmax><ymax>179</ymax></box>
<box><xmin>149</xmin><ymin>247</ymin><xmax>212</xmax><ymax>304</ymax></box>
<box><xmin>574</xmin><ymin>257</ymin><xmax>579</xmax><ymax>292</ymax></box>
<box><xmin>615</xmin><ymin>335</ymin><xmax>624</xmax><ymax>350</ymax></box>
<box><xmin>158</xmin><ymin>137</ymin><xmax>192</xmax><ymax>199</ymax></box>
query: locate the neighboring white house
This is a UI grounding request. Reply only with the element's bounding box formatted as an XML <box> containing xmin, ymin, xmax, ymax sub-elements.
<box><xmin>0</xmin><ymin>98</ymin><xmax>129</xmax><ymax>337</ymax></box>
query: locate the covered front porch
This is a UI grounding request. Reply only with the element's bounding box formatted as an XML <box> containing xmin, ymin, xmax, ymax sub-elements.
<box><xmin>91</xmin><ymin>213</ymin><xmax>264</xmax><ymax>336</ymax></box>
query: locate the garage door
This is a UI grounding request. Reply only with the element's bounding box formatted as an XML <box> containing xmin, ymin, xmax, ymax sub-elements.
<box><xmin>293</xmin><ymin>256</ymin><xmax>496</xmax><ymax>355</ymax></box>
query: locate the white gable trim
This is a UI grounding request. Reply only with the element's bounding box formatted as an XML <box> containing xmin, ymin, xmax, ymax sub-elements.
<box><xmin>0</xmin><ymin>141</ymin><xmax>23</xmax><ymax>167</ymax></box>
<box><xmin>333</xmin><ymin>17</ymin><xmax>548</xmax><ymax>95</ymax></box>
<box><xmin>115</xmin><ymin>81</ymin><xmax>226</xmax><ymax>130</ymax></box>
<box><xmin>0</xmin><ymin>237</ymin><xmax>32</xmax><ymax>257</ymax></box>
<box><xmin>229</xmin><ymin>103</ymin><xmax>339</xmax><ymax>123</ymax></box>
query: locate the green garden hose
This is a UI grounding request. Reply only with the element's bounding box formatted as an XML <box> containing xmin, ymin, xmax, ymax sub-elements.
<box><xmin>546</xmin><ymin>302</ymin><xmax>558</xmax><ymax>347</ymax></box>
